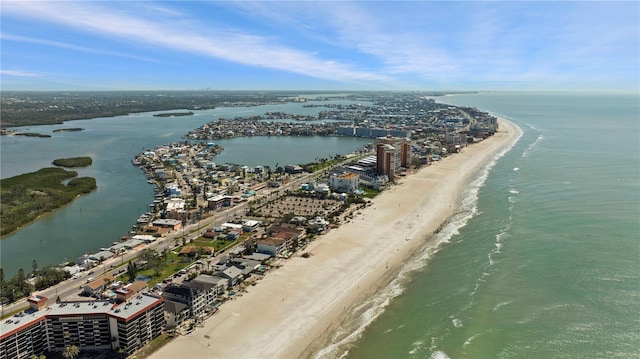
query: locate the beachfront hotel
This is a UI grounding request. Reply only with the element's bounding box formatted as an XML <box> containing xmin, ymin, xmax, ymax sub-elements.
<box><xmin>0</xmin><ymin>293</ymin><xmax>165</xmax><ymax>359</ymax></box>
<box><xmin>375</xmin><ymin>137</ymin><xmax>411</xmax><ymax>181</ymax></box>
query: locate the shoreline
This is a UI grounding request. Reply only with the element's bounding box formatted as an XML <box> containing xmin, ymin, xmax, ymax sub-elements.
<box><xmin>150</xmin><ymin>118</ymin><xmax>520</xmax><ymax>359</ymax></box>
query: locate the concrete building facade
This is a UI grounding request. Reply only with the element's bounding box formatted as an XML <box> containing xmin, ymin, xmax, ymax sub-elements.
<box><xmin>0</xmin><ymin>294</ymin><xmax>165</xmax><ymax>359</ymax></box>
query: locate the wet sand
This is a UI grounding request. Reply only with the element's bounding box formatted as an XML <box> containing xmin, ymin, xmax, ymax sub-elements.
<box><xmin>151</xmin><ymin>119</ymin><xmax>519</xmax><ymax>359</ymax></box>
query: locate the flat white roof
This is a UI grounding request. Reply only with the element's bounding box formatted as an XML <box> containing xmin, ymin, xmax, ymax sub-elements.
<box><xmin>242</xmin><ymin>220</ymin><xmax>261</xmax><ymax>227</ymax></box>
<box><xmin>221</xmin><ymin>223</ymin><xmax>243</xmax><ymax>230</ymax></box>
<box><xmin>132</xmin><ymin>235</ymin><xmax>157</xmax><ymax>242</ymax></box>
<box><xmin>0</xmin><ymin>294</ymin><xmax>163</xmax><ymax>339</ymax></box>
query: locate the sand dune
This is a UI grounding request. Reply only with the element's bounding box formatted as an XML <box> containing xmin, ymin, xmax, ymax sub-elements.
<box><xmin>151</xmin><ymin>119</ymin><xmax>519</xmax><ymax>359</ymax></box>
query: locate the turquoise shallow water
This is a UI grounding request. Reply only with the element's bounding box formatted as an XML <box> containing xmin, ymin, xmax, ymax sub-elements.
<box><xmin>337</xmin><ymin>92</ymin><xmax>639</xmax><ymax>359</ymax></box>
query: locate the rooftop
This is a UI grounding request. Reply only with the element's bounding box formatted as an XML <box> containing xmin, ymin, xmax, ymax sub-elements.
<box><xmin>0</xmin><ymin>293</ymin><xmax>163</xmax><ymax>339</ymax></box>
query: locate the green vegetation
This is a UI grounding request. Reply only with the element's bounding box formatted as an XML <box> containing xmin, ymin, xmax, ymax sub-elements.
<box><xmin>0</xmin><ymin>91</ymin><xmax>289</xmax><ymax>127</ymax></box>
<box><xmin>0</xmin><ymin>305</ymin><xmax>29</xmax><ymax>320</ymax></box>
<box><xmin>300</xmin><ymin>155</ymin><xmax>345</xmax><ymax>173</ymax></box>
<box><xmin>52</xmin><ymin>127</ymin><xmax>84</xmax><ymax>132</ymax></box>
<box><xmin>0</xmin><ymin>167</ymin><xmax>97</xmax><ymax>237</ymax></box>
<box><xmin>34</xmin><ymin>265</ymin><xmax>72</xmax><ymax>290</ymax></box>
<box><xmin>52</xmin><ymin>156</ymin><xmax>92</xmax><ymax>168</ymax></box>
<box><xmin>153</xmin><ymin>111</ymin><xmax>194</xmax><ymax>117</ymax></box>
<box><xmin>0</xmin><ymin>261</ymin><xmax>71</xmax><ymax>304</ymax></box>
<box><xmin>133</xmin><ymin>247</ymin><xmax>208</xmax><ymax>287</ymax></box>
<box><xmin>15</xmin><ymin>132</ymin><xmax>51</xmax><ymax>138</ymax></box>
<box><xmin>62</xmin><ymin>345</ymin><xmax>80</xmax><ymax>359</ymax></box>
<box><xmin>0</xmin><ymin>267</ymin><xmax>32</xmax><ymax>304</ymax></box>
<box><xmin>362</xmin><ymin>187</ymin><xmax>380</xmax><ymax>198</ymax></box>
<box><xmin>192</xmin><ymin>237</ymin><xmax>238</xmax><ymax>252</ymax></box>
<box><xmin>134</xmin><ymin>333</ymin><xmax>174</xmax><ymax>358</ymax></box>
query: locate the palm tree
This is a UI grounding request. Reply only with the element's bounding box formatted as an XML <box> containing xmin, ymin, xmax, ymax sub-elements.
<box><xmin>62</xmin><ymin>345</ymin><xmax>80</xmax><ymax>359</ymax></box>
<box><xmin>117</xmin><ymin>346</ymin><xmax>128</xmax><ymax>359</ymax></box>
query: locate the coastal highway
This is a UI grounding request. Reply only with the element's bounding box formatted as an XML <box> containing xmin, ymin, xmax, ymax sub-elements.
<box><xmin>0</xmin><ymin>189</ymin><xmax>253</xmax><ymax>316</ymax></box>
<box><xmin>0</xmin><ymin>156</ymin><xmax>363</xmax><ymax>317</ymax></box>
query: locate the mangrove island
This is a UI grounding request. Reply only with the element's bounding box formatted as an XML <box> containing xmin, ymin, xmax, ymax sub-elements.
<box><xmin>0</xmin><ymin>167</ymin><xmax>97</xmax><ymax>237</ymax></box>
<box><xmin>52</xmin><ymin>156</ymin><xmax>93</xmax><ymax>168</ymax></box>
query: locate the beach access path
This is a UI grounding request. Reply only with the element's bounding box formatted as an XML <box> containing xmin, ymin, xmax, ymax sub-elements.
<box><xmin>150</xmin><ymin>119</ymin><xmax>519</xmax><ymax>359</ymax></box>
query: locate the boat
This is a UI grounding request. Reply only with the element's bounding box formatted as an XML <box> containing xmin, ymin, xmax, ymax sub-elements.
<box><xmin>136</xmin><ymin>215</ymin><xmax>150</xmax><ymax>224</ymax></box>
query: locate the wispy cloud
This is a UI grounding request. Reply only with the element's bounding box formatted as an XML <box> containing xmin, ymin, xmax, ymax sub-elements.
<box><xmin>2</xmin><ymin>1</ymin><xmax>391</xmax><ymax>84</ymax></box>
<box><xmin>0</xmin><ymin>70</ymin><xmax>40</xmax><ymax>77</ymax></box>
<box><xmin>1</xmin><ymin>1</ymin><xmax>637</xmax><ymax>90</ymax></box>
<box><xmin>223</xmin><ymin>2</ymin><xmax>458</xmax><ymax>77</ymax></box>
<box><xmin>0</xmin><ymin>33</ymin><xmax>161</xmax><ymax>63</ymax></box>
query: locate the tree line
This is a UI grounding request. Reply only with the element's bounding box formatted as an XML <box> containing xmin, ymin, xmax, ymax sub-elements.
<box><xmin>0</xmin><ymin>260</ymin><xmax>71</xmax><ymax>304</ymax></box>
<box><xmin>1</xmin><ymin>90</ymin><xmax>289</xmax><ymax>127</ymax></box>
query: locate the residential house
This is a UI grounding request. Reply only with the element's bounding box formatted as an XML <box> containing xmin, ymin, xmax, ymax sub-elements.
<box><xmin>219</xmin><ymin>266</ymin><xmax>243</xmax><ymax>287</ymax></box>
<box><xmin>82</xmin><ymin>275</ymin><xmax>115</xmax><ymax>297</ymax></box>
<box><xmin>115</xmin><ymin>281</ymin><xmax>148</xmax><ymax>303</ymax></box>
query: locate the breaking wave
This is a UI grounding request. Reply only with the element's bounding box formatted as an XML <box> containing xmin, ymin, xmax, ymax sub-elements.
<box><xmin>314</xmin><ymin>121</ymin><xmax>523</xmax><ymax>359</ymax></box>
<box><xmin>522</xmin><ymin>134</ymin><xmax>543</xmax><ymax>158</ymax></box>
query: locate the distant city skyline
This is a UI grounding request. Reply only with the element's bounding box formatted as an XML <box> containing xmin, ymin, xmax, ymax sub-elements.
<box><xmin>1</xmin><ymin>1</ymin><xmax>638</xmax><ymax>92</ymax></box>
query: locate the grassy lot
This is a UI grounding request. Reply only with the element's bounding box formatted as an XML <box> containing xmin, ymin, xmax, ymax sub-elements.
<box><xmin>136</xmin><ymin>251</ymin><xmax>192</xmax><ymax>287</ymax></box>
<box><xmin>135</xmin><ymin>333</ymin><xmax>175</xmax><ymax>358</ymax></box>
<box><xmin>362</xmin><ymin>187</ymin><xmax>380</xmax><ymax>198</ymax></box>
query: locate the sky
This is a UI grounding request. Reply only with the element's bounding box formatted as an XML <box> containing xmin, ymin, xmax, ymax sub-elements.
<box><xmin>1</xmin><ymin>1</ymin><xmax>638</xmax><ymax>91</ymax></box>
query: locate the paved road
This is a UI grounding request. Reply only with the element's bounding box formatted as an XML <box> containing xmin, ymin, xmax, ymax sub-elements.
<box><xmin>0</xmin><ymin>155</ymin><xmax>368</xmax><ymax>316</ymax></box>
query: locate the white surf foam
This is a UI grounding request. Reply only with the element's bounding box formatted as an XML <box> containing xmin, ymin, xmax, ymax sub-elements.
<box><xmin>522</xmin><ymin>134</ymin><xmax>543</xmax><ymax>158</ymax></box>
<box><xmin>408</xmin><ymin>340</ymin><xmax>425</xmax><ymax>355</ymax></box>
<box><xmin>493</xmin><ymin>300</ymin><xmax>513</xmax><ymax>311</ymax></box>
<box><xmin>463</xmin><ymin>333</ymin><xmax>482</xmax><ymax>347</ymax></box>
<box><xmin>430</xmin><ymin>350</ymin><xmax>452</xmax><ymax>359</ymax></box>
<box><xmin>451</xmin><ymin>318</ymin><xmax>463</xmax><ymax>328</ymax></box>
<box><xmin>314</xmin><ymin>120</ymin><xmax>524</xmax><ymax>359</ymax></box>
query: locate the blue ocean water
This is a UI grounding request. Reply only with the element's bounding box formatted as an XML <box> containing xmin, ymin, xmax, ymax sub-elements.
<box><xmin>334</xmin><ymin>92</ymin><xmax>639</xmax><ymax>359</ymax></box>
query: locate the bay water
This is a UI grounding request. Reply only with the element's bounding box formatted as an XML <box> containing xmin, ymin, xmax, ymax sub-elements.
<box><xmin>0</xmin><ymin>101</ymin><xmax>371</xmax><ymax>277</ymax></box>
<box><xmin>333</xmin><ymin>92</ymin><xmax>639</xmax><ymax>359</ymax></box>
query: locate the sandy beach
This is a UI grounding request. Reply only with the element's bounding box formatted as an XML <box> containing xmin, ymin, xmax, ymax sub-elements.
<box><xmin>151</xmin><ymin>119</ymin><xmax>519</xmax><ymax>359</ymax></box>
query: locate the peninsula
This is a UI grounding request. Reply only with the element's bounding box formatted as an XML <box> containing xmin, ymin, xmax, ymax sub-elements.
<box><xmin>0</xmin><ymin>92</ymin><xmax>514</xmax><ymax>359</ymax></box>
<box><xmin>152</xmin><ymin>119</ymin><xmax>519</xmax><ymax>359</ymax></box>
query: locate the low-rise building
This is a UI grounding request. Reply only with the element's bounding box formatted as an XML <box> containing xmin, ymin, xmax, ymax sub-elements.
<box><xmin>82</xmin><ymin>275</ymin><xmax>115</xmax><ymax>296</ymax></box>
<box><xmin>151</xmin><ymin>219</ymin><xmax>182</xmax><ymax>231</ymax></box>
<box><xmin>257</xmin><ymin>238</ymin><xmax>286</xmax><ymax>256</ymax></box>
<box><xmin>219</xmin><ymin>266</ymin><xmax>243</xmax><ymax>287</ymax></box>
<box><xmin>115</xmin><ymin>281</ymin><xmax>148</xmax><ymax>303</ymax></box>
<box><xmin>89</xmin><ymin>250</ymin><xmax>115</xmax><ymax>262</ymax></box>
<box><xmin>329</xmin><ymin>172</ymin><xmax>359</xmax><ymax>193</ymax></box>
<box><xmin>242</xmin><ymin>219</ymin><xmax>261</xmax><ymax>232</ymax></box>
